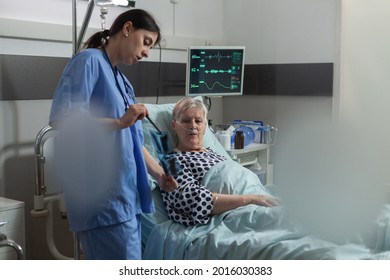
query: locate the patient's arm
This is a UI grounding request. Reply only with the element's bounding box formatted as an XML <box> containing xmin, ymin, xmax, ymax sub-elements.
<box><xmin>211</xmin><ymin>193</ymin><xmax>279</xmax><ymax>215</ymax></box>
<box><xmin>143</xmin><ymin>147</ymin><xmax>178</xmax><ymax>192</ymax></box>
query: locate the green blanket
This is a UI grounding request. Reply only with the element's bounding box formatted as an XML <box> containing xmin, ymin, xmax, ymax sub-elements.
<box><xmin>142</xmin><ymin>160</ymin><xmax>390</xmax><ymax>260</ymax></box>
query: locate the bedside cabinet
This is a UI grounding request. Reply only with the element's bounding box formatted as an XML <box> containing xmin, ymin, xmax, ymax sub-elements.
<box><xmin>227</xmin><ymin>143</ymin><xmax>273</xmax><ymax>185</ymax></box>
<box><xmin>0</xmin><ymin>197</ymin><xmax>25</xmax><ymax>260</ymax></box>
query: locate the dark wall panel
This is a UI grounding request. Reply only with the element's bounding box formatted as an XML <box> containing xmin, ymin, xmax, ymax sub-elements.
<box><xmin>0</xmin><ymin>55</ymin><xmax>68</xmax><ymax>100</ymax></box>
<box><xmin>0</xmin><ymin>54</ymin><xmax>333</xmax><ymax>100</ymax></box>
<box><xmin>0</xmin><ymin>54</ymin><xmax>186</xmax><ymax>100</ymax></box>
<box><xmin>121</xmin><ymin>62</ymin><xmax>186</xmax><ymax>97</ymax></box>
<box><xmin>244</xmin><ymin>63</ymin><xmax>333</xmax><ymax>96</ymax></box>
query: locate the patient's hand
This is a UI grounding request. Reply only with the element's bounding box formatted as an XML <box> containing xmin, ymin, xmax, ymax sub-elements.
<box><xmin>159</xmin><ymin>175</ymin><xmax>178</xmax><ymax>192</ymax></box>
<box><xmin>245</xmin><ymin>195</ymin><xmax>280</xmax><ymax>207</ymax></box>
<box><xmin>212</xmin><ymin>193</ymin><xmax>280</xmax><ymax>215</ymax></box>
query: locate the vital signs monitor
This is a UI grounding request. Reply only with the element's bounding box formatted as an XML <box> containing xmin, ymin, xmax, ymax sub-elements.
<box><xmin>185</xmin><ymin>46</ymin><xmax>245</xmax><ymax>97</ymax></box>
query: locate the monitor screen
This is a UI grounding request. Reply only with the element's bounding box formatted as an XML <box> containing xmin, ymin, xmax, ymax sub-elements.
<box><xmin>185</xmin><ymin>46</ymin><xmax>245</xmax><ymax>97</ymax></box>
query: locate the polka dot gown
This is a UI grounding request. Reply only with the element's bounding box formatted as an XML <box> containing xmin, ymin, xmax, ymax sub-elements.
<box><xmin>160</xmin><ymin>148</ymin><xmax>227</xmax><ymax>226</ymax></box>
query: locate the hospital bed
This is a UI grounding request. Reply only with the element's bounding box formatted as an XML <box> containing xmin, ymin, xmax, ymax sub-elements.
<box><xmin>31</xmin><ymin>99</ymin><xmax>390</xmax><ymax>260</ymax></box>
<box><xmin>140</xmin><ymin>99</ymin><xmax>390</xmax><ymax>260</ymax></box>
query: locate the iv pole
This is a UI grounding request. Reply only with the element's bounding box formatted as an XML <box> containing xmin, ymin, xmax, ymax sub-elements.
<box><xmin>70</xmin><ymin>0</ymin><xmax>96</xmax><ymax>259</ymax></box>
<box><xmin>72</xmin><ymin>0</ymin><xmax>95</xmax><ymax>55</ymax></box>
<box><xmin>69</xmin><ymin>0</ymin><xmax>134</xmax><ymax>259</ymax></box>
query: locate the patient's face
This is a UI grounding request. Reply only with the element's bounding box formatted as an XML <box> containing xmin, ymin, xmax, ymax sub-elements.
<box><xmin>173</xmin><ymin>108</ymin><xmax>206</xmax><ymax>152</ymax></box>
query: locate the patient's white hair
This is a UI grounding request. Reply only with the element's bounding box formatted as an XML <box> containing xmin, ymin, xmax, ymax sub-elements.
<box><xmin>172</xmin><ymin>97</ymin><xmax>208</xmax><ymax>121</ymax></box>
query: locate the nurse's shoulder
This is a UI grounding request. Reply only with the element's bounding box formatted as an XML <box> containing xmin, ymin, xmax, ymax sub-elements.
<box><xmin>63</xmin><ymin>49</ymin><xmax>105</xmax><ymax>73</ymax></box>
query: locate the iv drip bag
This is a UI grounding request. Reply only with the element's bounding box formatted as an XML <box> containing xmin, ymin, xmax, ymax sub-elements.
<box><xmin>94</xmin><ymin>0</ymin><xmax>129</xmax><ymax>30</ymax></box>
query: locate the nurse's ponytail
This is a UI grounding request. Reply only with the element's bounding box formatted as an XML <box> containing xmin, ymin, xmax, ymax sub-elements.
<box><xmin>83</xmin><ymin>9</ymin><xmax>161</xmax><ymax>50</ymax></box>
<box><xmin>83</xmin><ymin>29</ymin><xmax>110</xmax><ymax>49</ymax></box>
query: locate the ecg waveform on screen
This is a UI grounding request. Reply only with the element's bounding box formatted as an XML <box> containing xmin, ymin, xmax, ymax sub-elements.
<box><xmin>204</xmin><ymin>69</ymin><xmax>232</xmax><ymax>74</ymax></box>
<box><xmin>191</xmin><ymin>51</ymin><xmax>232</xmax><ymax>63</ymax></box>
<box><xmin>188</xmin><ymin>49</ymin><xmax>244</xmax><ymax>95</ymax></box>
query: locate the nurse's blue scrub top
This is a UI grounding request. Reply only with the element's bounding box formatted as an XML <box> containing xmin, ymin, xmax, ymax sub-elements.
<box><xmin>50</xmin><ymin>49</ymin><xmax>155</xmax><ymax>232</ymax></box>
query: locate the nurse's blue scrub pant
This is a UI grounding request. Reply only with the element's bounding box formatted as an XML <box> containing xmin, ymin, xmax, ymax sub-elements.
<box><xmin>78</xmin><ymin>214</ymin><xmax>141</xmax><ymax>260</ymax></box>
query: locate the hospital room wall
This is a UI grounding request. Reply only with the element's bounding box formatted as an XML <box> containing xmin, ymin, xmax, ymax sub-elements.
<box><xmin>219</xmin><ymin>0</ymin><xmax>338</xmax><ymax>186</ymax></box>
<box><xmin>0</xmin><ymin>0</ymin><xmax>224</xmax><ymax>259</ymax></box>
<box><xmin>221</xmin><ymin>0</ymin><xmax>390</xmax><ymax>188</ymax></box>
<box><xmin>221</xmin><ymin>0</ymin><xmax>337</xmax><ymax>128</ymax></box>
<box><xmin>338</xmin><ymin>0</ymin><xmax>390</xmax><ymax>186</ymax></box>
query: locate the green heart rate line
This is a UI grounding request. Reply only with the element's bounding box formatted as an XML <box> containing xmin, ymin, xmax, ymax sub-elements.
<box><xmin>205</xmin><ymin>69</ymin><xmax>232</xmax><ymax>74</ymax></box>
<box><xmin>194</xmin><ymin>51</ymin><xmax>233</xmax><ymax>63</ymax></box>
<box><xmin>191</xmin><ymin>51</ymin><xmax>243</xmax><ymax>64</ymax></box>
<box><xmin>191</xmin><ymin>68</ymin><xmax>233</xmax><ymax>74</ymax></box>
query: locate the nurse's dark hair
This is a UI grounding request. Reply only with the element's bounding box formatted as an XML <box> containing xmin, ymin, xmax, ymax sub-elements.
<box><xmin>83</xmin><ymin>9</ymin><xmax>161</xmax><ymax>49</ymax></box>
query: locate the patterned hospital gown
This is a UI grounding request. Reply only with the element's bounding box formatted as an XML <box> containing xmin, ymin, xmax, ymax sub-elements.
<box><xmin>160</xmin><ymin>148</ymin><xmax>227</xmax><ymax>226</ymax></box>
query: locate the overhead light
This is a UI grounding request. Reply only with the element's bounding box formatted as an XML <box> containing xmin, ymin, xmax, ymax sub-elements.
<box><xmin>113</xmin><ymin>0</ymin><xmax>131</xmax><ymax>6</ymax></box>
<box><xmin>93</xmin><ymin>0</ymin><xmax>135</xmax><ymax>7</ymax></box>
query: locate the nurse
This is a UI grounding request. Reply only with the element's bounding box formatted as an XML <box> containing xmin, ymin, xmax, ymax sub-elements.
<box><xmin>49</xmin><ymin>9</ymin><xmax>177</xmax><ymax>260</ymax></box>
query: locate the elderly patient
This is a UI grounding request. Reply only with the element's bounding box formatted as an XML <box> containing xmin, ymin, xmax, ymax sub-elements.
<box><xmin>160</xmin><ymin>97</ymin><xmax>279</xmax><ymax>226</ymax></box>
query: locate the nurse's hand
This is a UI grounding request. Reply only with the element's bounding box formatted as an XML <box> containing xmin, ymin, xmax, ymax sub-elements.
<box><xmin>159</xmin><ymin>175</ymin><xmax>178</xmax><ymax>192</ymax></box>
<box><xmin>118</xmin><ymin>104</ymin><xmax>148</xmax><ymax>128</ymax></box>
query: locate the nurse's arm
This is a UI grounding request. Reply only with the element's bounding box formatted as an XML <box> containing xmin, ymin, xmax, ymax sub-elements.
<box><xmin>100</xmin><ymin>104</ymin><xmax>148</xmax><ymax>129</ymax></box>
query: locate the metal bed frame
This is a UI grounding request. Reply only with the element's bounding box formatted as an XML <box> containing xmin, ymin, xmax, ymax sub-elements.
<box><xmin>32</xmin><ymin>125</ymin><xmax>81</xmax><ymax>260</ymax></box>
<box><xmin>0</xmin><ymin>233</ymin><xmax>25</xmax><ymax>260</ymax></box>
